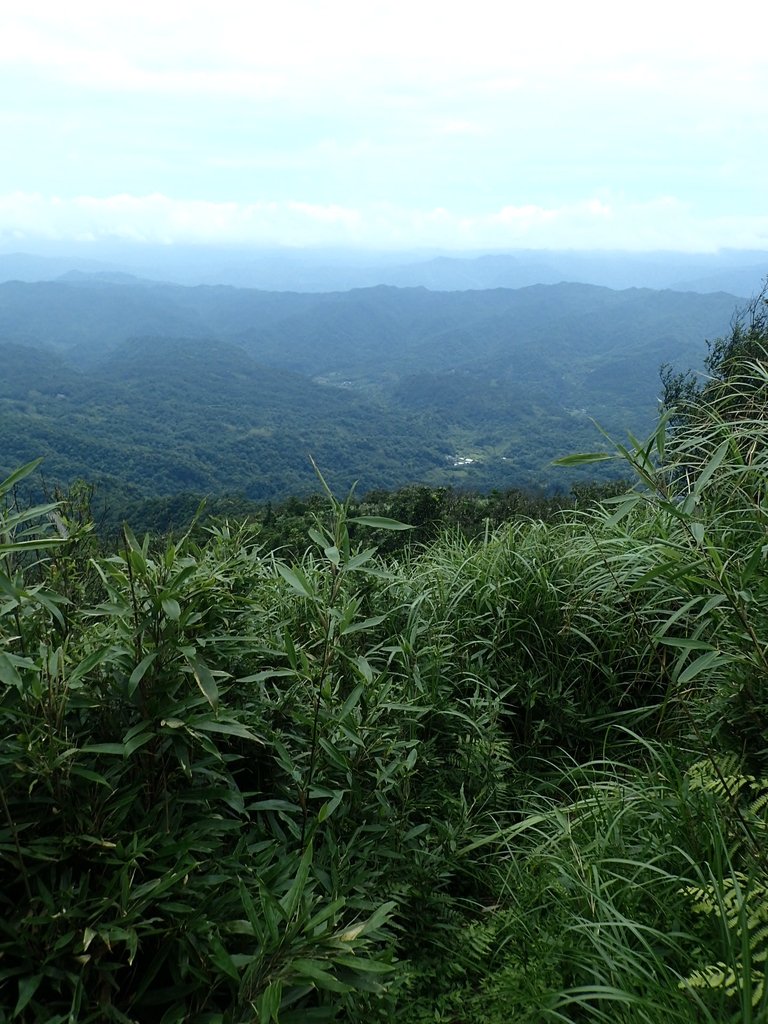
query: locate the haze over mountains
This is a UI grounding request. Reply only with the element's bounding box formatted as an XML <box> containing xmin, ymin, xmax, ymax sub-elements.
<box><xmin>1</xmin><ymin>245</ymin><xmax>767</xmax><ymax>296</ymax></box>
<box><xmin>0</xmin><ymin>259</ymin><xmax>755</xmax><ymax>504</ymax></box>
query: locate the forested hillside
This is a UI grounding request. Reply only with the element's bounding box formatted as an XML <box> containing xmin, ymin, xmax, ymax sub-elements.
<box><xmin>2</xmin><ymin>297</ymin><xmax>768</xmax><ymax>1022</ymax></box>
<box><xmin>0</xmin><ymin>278</ymin><xmax>742</xmax><ymax>500</ymax></box>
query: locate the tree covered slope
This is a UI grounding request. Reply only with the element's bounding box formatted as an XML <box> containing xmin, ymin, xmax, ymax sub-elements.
<box><xmin>0</xmin><ymin>278</ymin><xmax>743</xmax><ymax>498</ymax></box>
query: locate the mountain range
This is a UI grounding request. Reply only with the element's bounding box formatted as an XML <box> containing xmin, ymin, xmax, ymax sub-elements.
<box><xmin>1</xmin><ymin>245</ymin><xmax>766</xmax><ymax>295</ymax></box>
<box><xmin>0</xmin><ymin>273</ymin><xmax>748</xmax><ymax>503</ymax></box>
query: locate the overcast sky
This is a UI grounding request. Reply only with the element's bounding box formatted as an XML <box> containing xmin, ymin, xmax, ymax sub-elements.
<box><xmin>2</xmin><ymin>1</ymin><xmax>767</xmax><ymax>252</ymax></box>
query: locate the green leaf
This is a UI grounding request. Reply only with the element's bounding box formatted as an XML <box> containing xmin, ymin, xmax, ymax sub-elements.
<box><xmin>249</xmin><ymin>798</ymin><xmax>299</xmax><ymax>812</ymax></box>
<box><xmin>275</xmin><ymin>561</ymin><xmax>317</xmax><ymax>599</ymax></box>
<box><xmin>317</xmin><ymin>790</ymin><xmax>345</xmax><ymax>823</ymax></box>
<box><xmin>350</xmin><ymin>515</ymin><xmax>414</xmax><ymax>531</ymax></box>
<box><xmin>458</xmin><ymin>813</ymin><xmax>549</xmax><ymax>855</ymax></box>
<box><xmin>161</xmin><ymin>597</ymin><xmax>181</xmax><ymax>620</ymax></box>
<box><xmin>188</xmin><ymin>655</ymin><xmax>219</xmax><ymax>711</ymax></box>
<box><xmin>281</xmin><ymin>843</ymin><xmax>313</xmax><ymax>920</ymax></box>
<box><xmin>324</xmin><ymin>545</ymin><xmax>341</xmax><ymax>566</ymax></box>
<box><xmin>693</xmin><ymin>439</ymin><xmax>729</xmax><ymax>496</ymax></box>
<box><xmin>309</xmin><ymin>526</ymin><xmax>332</xmax><ymax>548</ymax></box>
<box><xmin>291</xmin><ymin>959</ymin><xmax>351</xmax><ymax>993</ymax></box>
<box><xmin>604</xmin><ymin>494</ymin><xmax>642</xmax><ymax>528</ymax></box>
<box><xmin>341</xmin><ymin>614</ymin><xmax>386</xmax><ymax>636</ymax></box>
<box><xmin>237</xmin><ymin>876</ymin><xmax>262</xmax><ymax>937</ymax></box>
<box><xmin>339</xmin><ymin>683</ymin><xmax>364</xmax><ymax>721</ymax></box>
<box><xmin>338</xmin><ymin>901</ymin><xmax>396</xmax><ymax>941</ymax></box>
<box><xmin>123</xmin><ymin>730</ymin><xmax>154</xmax><ymax>756</ymax></box>
<box><xmin>355</xmin><ymin>656</ymin><xmax>373</xmax><ymax>683</ymax></box>
<box><xmin>192</xmin><ymin>719</ymin><xmax>262</xmax><ymax>742</ymax></box>
<box><xmin>207</xmin><ymin>934</ymin><xmax>240</xmax><ymax>983</ymax></box>
<box><xmin>0</xmin><ymin>652</ymin><xmax>23</xmax><ymax>689</ymax></box>
<box><xmin>237</xmin><ymin>668</ymin><xmax>297</xmax><ymax>683</ymax></box>
<box><xmin>344</xmin><ymin>548</ymin><xmax>376</xmax><ymax>571</ymax></box>
<box><xmin>128</xmin><ymin>651</ymin><xmax>157</xmax><ymax>696</ymax></box>
<box><xmin>678</xmin><ymin>650</ymin><xmax>729</xmax><ymax>684</ymax></box>
<box><xmin>122</xmin><ymin>524</ymin><xmax>143</xmax><ymax>555</ymax></box>
<box><xmin>332</xmin><ymin>955</ymin><xmax>392</xmax><ymax>974</ymax></box>
<box><xmin>0</xmin><ymin>458</ymin><xmax>44</xmax><ymax>496</ymax></box>
<box><xmin>81</xmin><ymin>743</ymin><xmax>126</xmax><ymax>756</ymax></box>
<box><xmin>14</xmin><ymin>973</ymin><xmax>42</xmax><ymax>1015</ymax></box>
<box><xmin>69</xmin><ymin>766</ymin><xmax>112</xmax><ymax>786</ymax></box>
<box><xmin>255</xmin><ymin>980</ymin><xmax>283</xmax><ymax>1023</ymax></box>
<box><xmin>0</xmin><ymin>538</ymin><xmax>64</xmax><ymax>553</ymax></box>
<box><xmin>657</xmin><ymin>637</ymin><xmax>715</xmax><ymax>651</ymax></box>
<box><xmin>69</xmin><ymin>645</ymin><xmax>114</xmax><ymax>683</ymax></box>
<box><xmin>553</xmin><ymin>452</ymin><xmax>615</xmax><ymax>466</ymax></box>
<box><xmin>304</xmin><ymin>897</ymin><xmax>346</xmax><ymax>934</ymax></box>
<box><xmin>740</xmin><ymin>541</ymin><xmax>766</xmax><ymax>586</ymax></box>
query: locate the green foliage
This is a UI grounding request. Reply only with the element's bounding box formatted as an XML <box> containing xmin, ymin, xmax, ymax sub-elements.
<box><xmin>662</xmin><ymin>279</ymin><xmax>768</xmax><ymax>425</ymax></box>
<box><xmin>679</xmin><ymin>755</ymin><xmax>768</xmax><ymax>1015</ymax></box>
<box><xmin>0</xmin><ymin>491</ymin><xmax>399</xmax><ymax>1022</ymax></box>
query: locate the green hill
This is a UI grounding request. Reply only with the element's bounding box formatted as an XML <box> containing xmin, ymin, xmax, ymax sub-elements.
<box><xmin>0</xmin><ymin>278</ymin><xmax>742</xmax><ymax>498</ymax></box>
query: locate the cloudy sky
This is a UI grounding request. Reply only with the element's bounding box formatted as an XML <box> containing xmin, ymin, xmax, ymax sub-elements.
<box><xmin>1</xmin><ymin>0</ymin><xmax>767</xmax><ymax>251</ymax></box>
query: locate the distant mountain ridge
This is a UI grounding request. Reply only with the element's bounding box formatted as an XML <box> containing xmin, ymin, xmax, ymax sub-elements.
<box><xmin>1</xmin><ymin>245</ymin><xmax>766</xmax><ymax>295</ymax></box>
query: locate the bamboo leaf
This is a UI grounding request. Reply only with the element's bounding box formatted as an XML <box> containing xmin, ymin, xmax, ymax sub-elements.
<box><xmin>339</xmin><ymin>901</ymin><xmax>396</xmax><ymax>941</ymax></box>
<box><xmin>308</xmin><ymin>526</ymin><xmax>331</xmax><ymax>548</ymax></box>
<box><xmin>275</xmin><ymin>562</ymin><xmax>317</xmax><ymax>599</ymax></box>
<box><xmin>14</xmin><ymin>973</ymin><xmax>43</xmax><ymax>1016</ymax></box>
<box><xmin>161</xmin><ymin>597</ymin><xmax>181</xmax><ymax>620</ymax></box>
<box><xmin>324</xmin><ymin>545</ymin><xmax>341</xmax><ymax>566</ymax></box>
<box><xmin>69</xmin><ymin>645</ymin><xmax>114</xmax><ymax>683</ymax></box>
<box><xmin>0</xmin><ymin>458</ymin><xmax>44</xmax><ymax>496</ymax></box>
<box><xmin>553</xmin><ymin>452</ymin><xmax>615</xmax><ymax>466</ymax></box>
<box><xmin>192</xmin><ymin>719</ymin><xmax>263</xmax><ymax>742</ymax></box>
<box><xmin>317</xmin><ymin>790</ymin><xmax>345</xmax><ymax>823</ymax></box>
<box><xmin>0</xmin><ymin>652</ymin><xmax>23</xmax><ymax>689</ymax></box>
<box><xmin>291</xmin><ymin>959</ymin><xmax>351</xmax><ymax>993</ymax></box>
<box><xmin>0</xmin><ymin>538</ymin><xmax>64</xmax><ymax>553</ymax></box>
<box><xmin>122</xmin><ymin>730</ymin><xmax>154</xmax><ymax>756</ymax></box>
<box><xmin>128</xmin><ymin>651</ymin><xmax>157</xmax><ymax>696</ymax></box>
<box><xmin>254</xmin><ymin>980</ymin><xmax>283</xmax><ymax>1023</ymax></box>
<box><xmin>237</xmin><ymin>668</ymin><xmax>297</xmax><ymax>683</ymax></box>
<box><xmin>678</xmin><ymin>650</ymin><xmax>729</xmax><ymax>684</ymax></box>
<box><xmin>693</xmin><ymin>439</ymin><xmax>729</xmax><ymax>496</ymax></box>
<box><xmin>207</xmin><ymin>933</ymin><xmax>240</xmax><ymax>983</ymax></box>
<box><xmin>339</xmin><ymin>682</ymin><xmax>365</xmax><ymax>720</ymax></box>
<box><xmin>281</xmin><ymin>843</ymin><xmax>313</xmax><ymax>920</ymax></box>
<box><xmin>332</xmin><ymin>955</ymin><xmax>392</xmax><ymax>974</ymax></box>
<box><xmin>350</xmin><ymin>516</ymin><xmax>414</xmax><ymax>531</ymax></box>
<box><xmin>344</xmin><ymin>548</ymin><xmax>376</xmax><ymax>571</ymax></box>
<box><xmin>341</xmin><ymin>614</ymin><xmax>386</xmax><ymax>636</ymax></box>
<box><xmin>188</xmin><ymin>655</ymin><xmax>219</xmax><ymax>711</ymax></box>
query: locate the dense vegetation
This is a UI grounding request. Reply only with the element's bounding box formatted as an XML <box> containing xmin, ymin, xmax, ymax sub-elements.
<box><xmin>0</xmin><ymin>278</ymin><xmax>741</xmax><ymax>498</ymax></box>
<box><xmin>2</xmin><ymin>289</ymin><xmax>768</xmax><ymax>1022</ymax></box>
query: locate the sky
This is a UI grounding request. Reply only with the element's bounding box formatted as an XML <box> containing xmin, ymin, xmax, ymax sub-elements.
<box><xmin>1</xmin><ymin>0</ymin><xmax>767</xmax><ymax>252</ymax></box>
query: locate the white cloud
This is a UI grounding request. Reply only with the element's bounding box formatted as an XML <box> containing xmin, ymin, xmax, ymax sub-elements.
<box><xmin>2</xmin><ymin>191</ymin><xmax>767</xmax><ymax>252</ymax></box>
<box><xmin>0</xmin><ymin>192</ymin><xmax>365</xmax><ymax>247</ymax></box>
